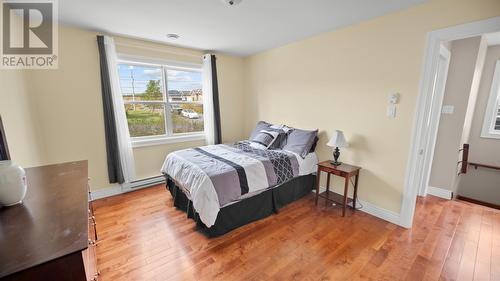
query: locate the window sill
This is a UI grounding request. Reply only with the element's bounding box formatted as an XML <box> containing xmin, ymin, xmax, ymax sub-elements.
<box><xmin>132</xmin><ymin>133</ymin><xmax>206</xmax><ymax>148</ymax></box>
<box><xmin>480</xmin><ymin>131</ymin><xmax>500</xmax><ymax>140</ymax></box>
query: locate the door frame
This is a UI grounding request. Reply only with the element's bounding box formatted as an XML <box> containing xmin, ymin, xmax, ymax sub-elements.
<box><xmin>417</xmin><ymin>44</ymin><xmax>451</xmax><ymax>197</ymax></box>
<box><xmin>399</xmin><ymin>16</ymin><xmax>500</xmax><ymax>228</ymax></box>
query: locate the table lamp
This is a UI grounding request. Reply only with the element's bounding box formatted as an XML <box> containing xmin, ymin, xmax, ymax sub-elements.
<box><xmin>327</xmin><ymin>130</ymin><xmax>347</xmax><ymax>166</ymax></box>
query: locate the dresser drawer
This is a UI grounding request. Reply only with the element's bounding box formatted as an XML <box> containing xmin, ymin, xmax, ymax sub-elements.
<box><xmin>82</xmin><ymin>240</ymin><xmax>98</xmax><ymax>281</ymax></box>
<box><xmin>83</xmin><ymin>179</ymin><xmax>99</xmax><ymax>281</ymax></box>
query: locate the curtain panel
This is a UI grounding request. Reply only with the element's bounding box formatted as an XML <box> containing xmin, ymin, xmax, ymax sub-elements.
<box><xmin>97</xmin><ymin>35</ymin><xmax>136</xmax><ymax>184</ymax></box>
<box><xmin>202</xmin><ymin>54</ymin><xmax>222</xmax><ymax>145</ymax></box>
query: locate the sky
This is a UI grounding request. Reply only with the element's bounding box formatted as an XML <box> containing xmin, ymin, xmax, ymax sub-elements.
<box><xmin>118</xmin><ymin>64</ymin><xmax>202</xmax><ymax>95</ymax></box>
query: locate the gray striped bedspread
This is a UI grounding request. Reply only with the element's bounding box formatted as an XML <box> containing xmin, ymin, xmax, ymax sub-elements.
<box><xmin>161</xmin><ymin>141</ymin><xmax>301</xmax><ymax>227</ymax></box>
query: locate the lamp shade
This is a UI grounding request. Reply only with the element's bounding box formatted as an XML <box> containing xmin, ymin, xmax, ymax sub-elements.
<box><xmin>327</xmin><ymin>130</ymin><xmax>347</xmax><ymax>148</ymax></box>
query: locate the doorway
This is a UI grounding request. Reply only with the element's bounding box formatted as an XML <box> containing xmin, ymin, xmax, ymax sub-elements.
<box><xmin>400</xmin><ymin>16</ymin><xmax>500</xmax><ymax>228</ymax></box>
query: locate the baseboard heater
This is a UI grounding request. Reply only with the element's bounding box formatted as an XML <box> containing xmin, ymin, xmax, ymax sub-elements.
<box><xmin>127</xmin><ymin>175</ymin><xmax>165</xmax><ymax>189</ymax></box>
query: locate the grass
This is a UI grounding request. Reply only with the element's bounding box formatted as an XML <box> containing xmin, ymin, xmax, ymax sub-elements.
<box><xmin>126</xmin><ymin>108</ymin><xmax>203</xmax><ymax>137</ymax></box>
<box><xmin>126</xmin><ymin>109</ymin><xmax>165</xmax><ymax>137</ymax></box>
<box><xmin>172</xmin><ymin>114</ymin><xmax>204</xmax><ymax>133</ymax></box>
<box><xmin>126</xmin><ymin>110</ymin><xmax>164</xmax><ymax>125</ymax></box>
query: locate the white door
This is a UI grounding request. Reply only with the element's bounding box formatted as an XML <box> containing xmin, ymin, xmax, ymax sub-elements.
<box><xmin>417</xmin><ymin>44</ymin><xmax>451</xmax><ymax>196</ymax></box>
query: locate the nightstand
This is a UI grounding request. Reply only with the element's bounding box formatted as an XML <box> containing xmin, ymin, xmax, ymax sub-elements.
<box><xmin>315</xmin><ymin>160</ymin><xmax>361</xmax><ymax>216</ymax></box>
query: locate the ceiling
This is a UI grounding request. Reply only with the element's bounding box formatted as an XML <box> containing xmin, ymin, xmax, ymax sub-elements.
<box><xmin>59</xmin><ymin>0</ymin><xmax>427</xmax><ymax>57</ymax></box>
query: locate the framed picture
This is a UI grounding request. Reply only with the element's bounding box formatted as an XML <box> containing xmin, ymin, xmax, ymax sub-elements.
<box><xmin>0</xmin><ymin>115</ymin><xmax>11</xmax><ymax>161</ymax></box>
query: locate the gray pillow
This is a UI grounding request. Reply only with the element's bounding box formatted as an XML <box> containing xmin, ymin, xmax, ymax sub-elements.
<box><xmin>267</xmin><ymin>125</ymin><xmax>291</xmax><ymax>149</ymax></box>
<box><xmin>249</xmin><ymin>121</ymin><xmax>271</xmax><ymax>140</ymax></box>
<box><xmin>249</xmin><ymin>121</ymin><xmax>290</xmax><ymax>149</ymax></box>
<box><xmin>250</xmin><ymin>130</ymin><xmax>280</xmax><ymax>148</ymax></box>
<box><xmin>282</xmin><ymin>128</ymin><xmax>318</xmax><ymax>158</ymax></box>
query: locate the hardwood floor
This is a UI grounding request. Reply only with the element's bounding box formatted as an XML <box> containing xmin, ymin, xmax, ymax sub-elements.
<box><xmin>93</xmin><ymin>185</ymin><xmax>500</xmax><ymax>281</ymax></box>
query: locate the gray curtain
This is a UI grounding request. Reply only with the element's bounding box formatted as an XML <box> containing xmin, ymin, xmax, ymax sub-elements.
<box><xmin>96</xmin><ymin>35</ymin><xmax>124</xmax><ymax>184</ymax></box>
<box><xmin>210</xmin><ymin>55</ymin><xmax>222</xmax><ymax>144</ymax></box>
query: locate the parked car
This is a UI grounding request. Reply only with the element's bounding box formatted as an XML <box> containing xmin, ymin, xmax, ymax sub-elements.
<box><xmin>181</xmin><ymin>109</ymin><xmax>199</xmax><ymax>119</ymax></box>
<box><xmin>170</xmin><ymin>104</ymin><xmax>182</xmax><ymax>113</ymax></box>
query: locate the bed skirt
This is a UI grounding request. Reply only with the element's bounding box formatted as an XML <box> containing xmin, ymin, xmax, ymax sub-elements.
<box><xmin>164</xmin><ymin>174</ymin><xmax>316</xmax><ymax>237</ymax></box>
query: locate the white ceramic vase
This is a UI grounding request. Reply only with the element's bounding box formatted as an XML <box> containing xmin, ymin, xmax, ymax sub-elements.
<box><xmin>0</xmin><ymin>160</ymin><xmax>27</xmax><ymax>206</ymax></box>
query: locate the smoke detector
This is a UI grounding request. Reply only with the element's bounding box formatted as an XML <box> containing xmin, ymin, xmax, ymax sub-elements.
<box><xmin>166</xmin><ymin>34</ymin><xmax>180</xmax><ymax>40</ymax></box>
<box><xmin>221</xmin><ymin>0</ymin><xmax>242</xmax><ymax>6</ymax></box>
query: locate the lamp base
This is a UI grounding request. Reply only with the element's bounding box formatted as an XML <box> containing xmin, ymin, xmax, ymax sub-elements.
<box><xmin>331</xmin><ymin>147</ymin><xmax>341</xmax><ymax>166</ymax></box>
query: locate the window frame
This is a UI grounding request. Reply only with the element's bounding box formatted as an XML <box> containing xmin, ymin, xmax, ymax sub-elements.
<box><xmin>481</xmin><ymin>60</ymin><xmax>500</xmax><ymax>139</ymax></box>
<box><xmin>116</xmin><ymin>55</ymin><xmax>205</xmax><ymax>147</ymax></box>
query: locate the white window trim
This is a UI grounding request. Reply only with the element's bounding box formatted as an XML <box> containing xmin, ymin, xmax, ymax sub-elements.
<box><xmin>132</xmin><ymin>133</ymin><xmax>205</xmax><ymax>148</ymax></box>
<box><xmin>117</xmin><ymin>55</ymin><xmax>205</xmax><ymax>147</ymax></box>
<box><xmin>481</xmin><ymin>60</ymin><xmax>500</xmax><ymax>139</ymax></box>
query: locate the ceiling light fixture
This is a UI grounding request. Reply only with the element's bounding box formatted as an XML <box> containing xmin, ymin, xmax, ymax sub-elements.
<box><xmin>221</xmin><ymin>0</ymin><xmax>242</xmax><ymax>6</ymax></box>
<box><xmin>166</xmin><ymin>33</ymin><xmax>180</xmax><ymax>40</ymax></box>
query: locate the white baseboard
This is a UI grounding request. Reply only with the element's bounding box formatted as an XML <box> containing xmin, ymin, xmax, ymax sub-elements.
<box><xmin>91</xmin><ymin>175</ymin><xmax>165</xmax><ymax>201</ymax></box>
<box><xmin>357</xmin><ymin>198</ymin><xmax>400</xmax><ymax>225</ymax></box>
<box><xmin>316</xmin><ymin>186</ymin><xmax>401</xmax><ymax>226</ymax></box>
<box><xmin>427</xmin><ymin>186</ymin><xmax>452</xmax><ymax>200</ymax></box>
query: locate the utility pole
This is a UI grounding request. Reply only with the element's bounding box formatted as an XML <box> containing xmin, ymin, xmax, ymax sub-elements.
<box><xmin>129</xmin><ymin>65</ymin><xmax>136</xmax><ymax>110</ymax></box>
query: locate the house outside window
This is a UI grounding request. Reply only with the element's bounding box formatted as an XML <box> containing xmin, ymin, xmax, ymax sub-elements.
<box><xmin>117</xmin><ymin>57</ymin><xmax>204</xmax><ymax>147</ymax></box>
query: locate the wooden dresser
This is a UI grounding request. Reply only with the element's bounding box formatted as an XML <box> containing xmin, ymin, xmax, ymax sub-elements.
<box><xmin>0</xmin><ymin>161</ymin><xmax>99</xmax><ymax>281</ymax></box>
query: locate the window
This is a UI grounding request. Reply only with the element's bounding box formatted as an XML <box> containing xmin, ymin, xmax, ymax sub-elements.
<box><xmin>481</xmin><ymin>60</ymin><xmax>500</xmax><ymax>139</ymax></box>
<box><xmin>117</xmin><ymin>59</ymin><xmax>204</xmax><ymax>146</ymax></box>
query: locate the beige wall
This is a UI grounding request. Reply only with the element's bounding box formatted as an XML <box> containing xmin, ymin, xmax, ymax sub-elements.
<box><xmin>243</xmin><ymin>0</ymin><xmax>500</xmax><ymax>213</ymax></box>
<box><xmin>457</xmin><ymin>45</ymin><xmax>500</xmax><ymax>204</ymax></box>
<box><xmin>0</xmin><ymin>12</ymin><xmax>45</xmax><ymax>167</ymax></box>
<box><xmin>13</xmin><ymin>25</ymin><xmax>245</xmax><ymax>190</ymax></box>
<box><xmin>429</xmin><ymin>37</ymin><xmax>482</xmax><ymax>191</ymax></box>
<box><xmin>0</xmin><ymin>70</ymin><xmax>45</xmax><ymax>167</ymax></box>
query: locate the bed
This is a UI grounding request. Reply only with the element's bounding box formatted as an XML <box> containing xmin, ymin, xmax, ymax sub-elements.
<box><xmin>161</xmin><ymin>123</ymin><xmax>319</xmax><ymax>237</ymax></box>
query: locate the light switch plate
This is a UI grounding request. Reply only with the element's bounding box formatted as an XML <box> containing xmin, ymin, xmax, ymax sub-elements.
<box><xmin>442</xmin><ymin>105</ymin><xmax>454</xmax><ymax>114</ymax></box>
<box><xmin>387</xmin><ymin>104</ymin><xmax>396</xmax><ymax>118</ymax></box>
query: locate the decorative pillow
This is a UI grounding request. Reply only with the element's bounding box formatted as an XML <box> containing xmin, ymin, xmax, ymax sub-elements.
<box><xmin>267</xmin><ymin>124</ymin><xmax>292</xmax><ymax>149</ymax></box>
<box><xmin>282</xmin><ymin>128</ymin><xmax>318</xmax><ymax>158</ymax></box>
<box><xmin>309</xmin><ymin>136</ymin><xmax>319</xmax><ymax>153</ymax></box>
<box><xmin>249</xmin><ymin>121</ymin><xmax>271</xmax><ymax>140</ymax></box>
<box><xmin>250</xmin><ymin>130</ymin><xmax>280</xmax><ymax>148</ymax></box>
<box><xmin>270</xmin><ymin>124</ymin><xmax>293</xmax><ymax>133</ymax></box>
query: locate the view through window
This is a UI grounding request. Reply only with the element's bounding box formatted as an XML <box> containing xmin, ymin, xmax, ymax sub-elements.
<box><xmin>495</xmin><ymin>105</ymin><xmax>500</xmax><ymax>131</ymax></box>
<box><xmin>118</xmin><ymin>61</ymin><xmax>204</xmax><ymax>139</ymax></box>
<box><xmin>481</xmin><ymin>61</ymin><xmax>500</xmax><ymax>139</ymax></box>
